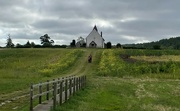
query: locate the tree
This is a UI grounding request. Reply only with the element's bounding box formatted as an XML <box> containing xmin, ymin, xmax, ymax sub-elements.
<box><xmin>24</xmin><ymin>40</ymin><xmax>31</xmax><ymax>48</ymax></box>
<box><xmin>16</xmin><ymin>43</ymin><xmax>23</xmax><ymax>48</ymax></box>
<box><xmin>40</xmin><ymin>34</ymin><xmax>54</xmax><ymax>47</ymax></box>
<box><xmin>76</xmin><ymin>36</ymin><xmax>86</xmax><ymax>47</ymax></box>
<box><xmin>31</xmin><ymin>42</ymin><xmax>35</xmax><ymax>48</ymax></box>
<box><xmin>116</xmin><ymin>43</ymin><xmax>121</xmax><ymax>48</ymax></box>
<box><xmin>6</xmin><ymin>34</ymin><xmax>14</xmax><ymax>48</ymax></box>
<box><xmin>153</xmin><ymin>45</ymin><xmax>161</xmax><ymax>49</ymax></box>
<box><xmin>107</xmin><ymin>42</ymin><xmax>112</xmax><ymax>49</ymax></box>
<box><xmin>70</xmin><ymin>39</ymin><xmax>76</xmax><ymax>47</ymax></box>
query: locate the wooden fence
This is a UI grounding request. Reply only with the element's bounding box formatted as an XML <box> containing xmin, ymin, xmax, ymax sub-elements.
<box><xmin>30</xmin><ymin>75</ymin><xmax>86</xmax><ymax>111</ymax></box>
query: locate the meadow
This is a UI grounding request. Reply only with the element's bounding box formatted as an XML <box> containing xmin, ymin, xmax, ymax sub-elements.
<box><xmin>0</xmin><ymin>48</ymin><xmax>180</xmax><ymax>111</ymax></box>
<box><xmin>0</xmin><ymin>48</ymin><xmax>84</xmax><ymax>111</ymax></box>
<box><xmin>55</xmin><ymin>49</ymin><xmax>180</xmax><ymax>111</ymax></box>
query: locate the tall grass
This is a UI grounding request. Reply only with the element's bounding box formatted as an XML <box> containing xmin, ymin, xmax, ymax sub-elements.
<box><xmin>98</xmin><ymin>49</ymin><xmax>180</xmax><ymax>78</ymax></box>
<box><xmin>0</xmin><ymin>49</ymin><xmax>83</xmax><ymax>94</ymax></box>
<box><xmin>121</xmin><ymin>49</ymin><xmax>180</xmax><ymax>56</ymax></box>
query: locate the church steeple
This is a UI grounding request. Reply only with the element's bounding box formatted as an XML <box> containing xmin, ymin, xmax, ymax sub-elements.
<box><xmin>93</xmin><ymin>25</ymin><xmax>98</xmax><ymax>32</ymax></box>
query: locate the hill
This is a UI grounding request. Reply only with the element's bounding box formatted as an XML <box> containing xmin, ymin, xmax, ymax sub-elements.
<box><xmin>123</xmin><ymin>36</ymin><xmax>180</xmax><ymax>49</ymax></box>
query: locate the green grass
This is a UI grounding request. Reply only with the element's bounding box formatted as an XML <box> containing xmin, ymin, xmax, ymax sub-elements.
<box><xmin>0</xmin><ymin>49</ymin><xmax>51</xmax><ymax>96</ymax></box>
<box><xmin>54</xmin><ymin>49</ymin><xmax>180</xmax><ymax>111</ymax></box>
<box><xmin>131</xmin><ymin>55</ymin><xmax>180</xmax><ymax>62</ymax></box>
<box><xmin>97</xmin><ymin>49</ymin><xmax>180</xmax><ymax>78</ymax></box>
<box><xmin>0</xmin><ymin>49</ymin><xmax>83</xmax><ymax>94</ymax></box>
<box><xmin>0</xmin><ymin>48</ymin><xmax>84</xmax><ymax>111</ymax></box>
<box><xmin>54</xmin><ymin>77</ymin><xmax>180</xmax><ymax>111</ymax></box>
<box><xmin>1</xmin><ymin>48</ymin><xmax>180</xmax><ymax>111</ymax></box>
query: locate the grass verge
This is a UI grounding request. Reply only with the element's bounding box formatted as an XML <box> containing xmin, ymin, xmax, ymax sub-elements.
<box><xmin>54</xmin><ymin>77</ymin><xmax>180</xmax><ymax>111</ymax></box>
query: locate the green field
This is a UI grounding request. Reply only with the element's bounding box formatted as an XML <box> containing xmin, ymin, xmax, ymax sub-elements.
<box><xmin>0</xmin><ymin>48</ymin><xmax>180</xmax><ymax>111</ymax></box>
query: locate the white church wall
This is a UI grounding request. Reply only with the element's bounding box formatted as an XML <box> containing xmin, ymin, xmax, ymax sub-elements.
<box><xmin>86</xmin><ymin>29</ymin><xmax>104</xmax><ymax>48</ymax></box>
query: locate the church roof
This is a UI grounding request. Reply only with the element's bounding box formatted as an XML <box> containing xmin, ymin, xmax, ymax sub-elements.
<box><xmin>87</xmin><ymin>25</ymin><xmax>105</xmax><ymax>41</ymax></box>
<box><xmin>93</xmin><ymin>25</ymin><xmax>98</xmax><ymax>32</ymax></box>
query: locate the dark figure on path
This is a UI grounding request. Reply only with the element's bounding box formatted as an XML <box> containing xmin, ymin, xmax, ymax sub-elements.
<box><xmin>88</xmin><ymin>54</ymin><xmax>92</xmax><ymax>63</ymax></box>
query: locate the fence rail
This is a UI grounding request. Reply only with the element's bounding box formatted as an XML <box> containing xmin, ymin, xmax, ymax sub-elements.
<box><xmin>30</xmin><ymin>75</ymin><xmax>86</xmax><ymax>111</ymax></box>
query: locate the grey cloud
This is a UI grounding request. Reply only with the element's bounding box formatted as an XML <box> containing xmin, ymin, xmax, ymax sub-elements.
<box><xmin>1</xmin><ymin>0</ymin><xmax>180</xmax><ymax>46</ymax></box>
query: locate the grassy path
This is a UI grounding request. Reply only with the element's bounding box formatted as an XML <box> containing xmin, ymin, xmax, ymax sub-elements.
<box><xmin>0</xmin><ymin>49</ymin><xmax>96</xmax><ymax>111</ymax></box>
<box><xmin>67</xmin><ymin>49</ymin><xmax>93</xmax><ymax>76</ymax></box>
<box><xmin>32</xmin><ymin>49</ymin><xmax>98</xmax><ymax>111</ymax></box>
<box><xmin>32</xmin><ymin>49</ymin><xmax>99</xmax><ymax>111</ymax></box>
<box><xmin>54</xmin><ymin>49</ymin><xmax>180</xmax><ymax>111</ymax></box>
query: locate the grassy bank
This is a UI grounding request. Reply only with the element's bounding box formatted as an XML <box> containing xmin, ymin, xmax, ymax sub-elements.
<box><xmin>54</xmin><ymin>77</ymin><xmax>180</xmax><ymax>111</ymax></box>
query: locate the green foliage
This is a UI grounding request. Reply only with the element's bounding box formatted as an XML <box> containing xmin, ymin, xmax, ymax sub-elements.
<box><xmin>31</xmin><ymin>42</ymin><xmax>35</xmax><ymax>48</ymax></box>
<box><xmin>24</xmin><ymin>40</ymin><xmax>31</xmax><ymax>48</ymax></box>
<box><xmin>98</xmin><ymin>49</ymin><xmax>180</xmax><ymax>78</ymax></box>
<box><xmin>124</xmin><ymin>36</ymin><xmax>180</xmax><ymax>49</ymax></box>
<box><xmin>122</xmin><ymin>49</ymin><xmax>180</xmax><ymax>56</ymax></box>
<box><xmin>98</xmin><ymin>50</ymin><xmax>125</xmax><ymax>77</ymax></box>
<box><xmin>0</xmin><ymin>49</ymin><xmax>82</xmax><ymax>94</ymax></box>
<box><xmin>6</xmin><ymin>34</ymin><xmax>14</xmax><ymax>48</ymax></box>
<box><xmin>116</xmin><ymin>43</ymin><xmax>121</xmax><ymax>48</ymax></box>
<box><xmin>76</xmin><ymin>36</ymin><xmax>86</xmax><ymax>47</ymax></box>
<box><xmin>153</xmin><ymin>44</ymin><xmax>161</xmax><ymax>49</ymax></box>
<box><xmin>70</xmin><ymin>39</ymin><xmax>76</xmax><ymax>47</ymax></box>
<box><xmin>40</xmin><ymin>34</ymin><xmax>54</xmax><ymax>47</ymax></box>
<box><xmin>106</xmin><ymin>42</ymin><xmax>112</xmax><ymax>49</ymax></box>
<box><xmin>39</xmin><ymin>49</ymin><xmax>83</xmax><ymax>75</ymax></box>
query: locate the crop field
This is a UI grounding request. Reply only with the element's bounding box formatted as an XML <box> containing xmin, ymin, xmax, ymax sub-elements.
<box><xmin>0</xmin><ymin>49</ymin><xmax>180</xmax><ymax>111</ymax></box>
<box><xmin>131</xmin><ymin>55</ymin><xmax>180</xmax><ymax>62</ymax></box>
<box><xmin>98</xmin><ymin>49</ymin><xmax>180</xmax><ymax>78</ymax></box>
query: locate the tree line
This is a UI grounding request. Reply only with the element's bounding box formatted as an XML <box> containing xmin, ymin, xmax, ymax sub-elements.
<box><xmin>123</xmin><ymin>36</ymin><xmax>180</xmax><ymax>50</ymax></box>
<box><xmin>3</xmin><ymin>34</ymin><xmax>67</xmax><ymax>48</ymax></box>
<box><xmin>3</xmin><ymin>34</ymin><xmax>122</xmax><ymax>49</ymax></box>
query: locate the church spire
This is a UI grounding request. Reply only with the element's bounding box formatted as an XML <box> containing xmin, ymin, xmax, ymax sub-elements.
<box><xmin>93</xmin><ymin>25</ymin><xmax>98</xmax><ymax>32</ymax></box>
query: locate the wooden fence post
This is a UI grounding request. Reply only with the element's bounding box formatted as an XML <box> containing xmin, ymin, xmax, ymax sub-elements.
<box><xmin>73</xmin><ymin>76</ymin><xmax>76</xmax><ymax>95</ymax></box>
<box><xmin>82</xmin><ymin>76</ymin><xmax>84</xmax><ymax>88</ymax></box>
<box><xmin>81</xmin><ymin>76</ymin><xmax>83</xmax><ymax>89</ymax></box>
<box><xmin>30</xmin><ymin>83</ymin><xmax>33</xmax><ymax>111</ymax></box>
<box><xmin>53</xmin><ymin>79</ymin><xmax>57</xmax><ymax>110</ymax></box>
<box><xmin>46</xmin><ymin>80</ymin><xmax>49</xmax><ymax>100</ymax></box>
<box><xmin>83</xmin><ymin>75</ymin><xmax>85</xmax><ymax>88</ymax></box>
<box><xmin>65</xmin><ymin>77</ymin><xmax>68</xmax><ymax>101</ymax></box>
<box><xmin>59</xmin><ymin>78</ymin><xmax>63</xmax><ymax>105</ymax></box>
<box><xmin>39</xmin><ymin>82</ymin><xmax>42</xmax><ymax>104</ymax></box>
<box><xmin>62</xmin><ymin>77</ymin><xmax>65</xmax><ymax>103</ymax></box>
<box><xmin>69</xmin><ymin>76</ymin><xmax>72</xmax><ymax>96</ymax></box>
<box><xmin>76</xmin><ymin>77</ymin><xmax>79</xmax><ymax>91</ymax></box>
<box><xmin>79</xmin><ymin>77</ymin><xmax>81</xmax><ymax>90</ymax></box>
<box><xmin>29</xmin><ymin>75</ymin><xmax>87</xmax><ymax>110</ymax></box>
<box><xmin>57</xmin><ymin>78</ymin><xmax>60</xmax><ymax>94</ymax></box>
<box><xmin>81</xmin><ymin>76</ymin><xmax>83</xmax><ymax>88</ymax></box>
<box><xmin>85</xmin><ymin>75</ymin><xmax>86</xmax><ymax>87</ymax></box>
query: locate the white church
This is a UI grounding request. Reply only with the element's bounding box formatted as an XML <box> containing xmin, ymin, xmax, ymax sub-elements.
<box><xmin>86</xmin><ymin>25</ymin><xmax>105</xmax><ymax>48</ymax></box>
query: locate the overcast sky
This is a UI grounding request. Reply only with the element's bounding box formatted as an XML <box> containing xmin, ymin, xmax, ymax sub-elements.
<box><xmin>0</xmin><ymin>0</ymin><xmax>180</xmax><ymax>46</ymax></box>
